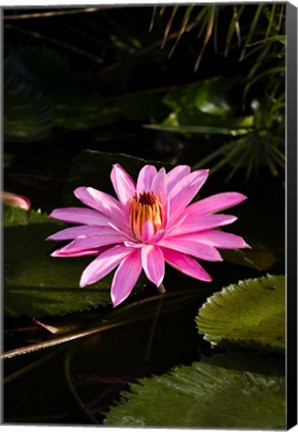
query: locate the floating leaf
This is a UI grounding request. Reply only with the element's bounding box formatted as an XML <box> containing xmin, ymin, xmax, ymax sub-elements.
<box><xmin>63</xmin><ymin>150</ymin><xmax>173</xmax><ymax>206</ymax></box>
<box><xmin>4</xmin><ymin>208</ymin><xmax>114</xmax><ymax>317</ymax></box>
<box><xmin>196</xmin><ymin>274</ymin><xmax>285</xmax><ymax>352</ymax></box>
<box><xmin>104</xmin><ymin>352</ymin><xmax>285</xmax><ymax>429</ymax></box>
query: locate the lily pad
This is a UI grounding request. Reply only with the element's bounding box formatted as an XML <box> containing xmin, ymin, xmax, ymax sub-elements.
<box><xmin>4</xmin><ymin>208</ymin><xmax>113</xmax><ymax>317</ymax></box>
<box><xmin>196</xmin><ymin>274</ymin><xmax>285</xmax><ymax>353</ymax></box>
<box><xmin>104</xmin><ymin>352</ymin><xmax>285</xmax><ymax>428</ymax></box>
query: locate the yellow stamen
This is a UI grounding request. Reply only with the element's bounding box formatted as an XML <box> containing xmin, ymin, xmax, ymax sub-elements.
<box><xmin>130</xmin><ymin>192</ymin><xmax>163</xmax><ymax>241</ymax></box>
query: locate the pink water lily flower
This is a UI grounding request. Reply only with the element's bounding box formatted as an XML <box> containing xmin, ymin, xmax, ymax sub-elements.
<box><xmin>47</xmin><ymin>164</ymin><xmax>249</xmax><ymax>307</ymax></box>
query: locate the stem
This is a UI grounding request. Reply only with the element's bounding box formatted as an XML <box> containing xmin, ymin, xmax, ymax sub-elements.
<box><xmin>157</xmin><ymin>282</ymin><xmax>166</xmax><ymax>294</ymax></box>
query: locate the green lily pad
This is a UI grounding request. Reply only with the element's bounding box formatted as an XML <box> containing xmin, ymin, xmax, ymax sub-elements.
<box><xmin>104</xmin><ymin>352</ymin><xmax>285</xmax><ymax>428</ymax></box>
<box><xmin>196</xmin><ymin>274</ymin><xmax>285</xmax><ymax>353</ymax></box>
<box><xmin>4</xmin><ymin>208</ymin><xmax>113</xmax><ymax>317</ymax></box>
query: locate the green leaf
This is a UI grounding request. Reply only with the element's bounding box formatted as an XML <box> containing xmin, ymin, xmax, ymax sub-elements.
<box><xmin>4</xmin><ymin>208</ymin><xmax>113</xmax><ymax>317</ymax></box>
<box><xmin>63</xmin><ymin>150</ymin><xmax>173</xmax><ymax>206</ymax></box>
<box><xmin>104</xmin><ymin>352</ymin><xmax>285</xmax><ymax>429</ymax></box>
<box><xmin>144</xmin><ymin>123</ymin><xmax>249</xmax><ymax>136</ymax></box>
<box><xmin>177</xmin><ymin>107</ymin><xmax>254</xmax><ymax>129</ymax></box>
<box><xmin>53</xmin><ymin>98</ymin><xmax>121</xmax><ymax>131</ymax></box>
<box><xmin>196</xmin><ymin>274</ymin><xmax>285</xmax><ymax>353</ymax></box>
<box><xmin>163</xmin><ymin>78</ymin><xmax>233</xmax><ymax>116</ymax></box>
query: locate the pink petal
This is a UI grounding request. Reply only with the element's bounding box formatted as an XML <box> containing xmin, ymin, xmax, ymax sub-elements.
<box><xmin>137</xmin><ymin>165</ymin><xmax>157</xmax><ymax>194</ymax></box>
<box><xmin>167</xmin><ymin>214</ymin><xmax>238</xmax><ymax>237</ymax></box>
<box><xmin>141</xmin><ymin>245</ymin><xmax>165</xmax><ymax>287</ymax></box>
<box><xmin>161</xmin><ymin>248</ymin><xmax>212</xmax><ymax>282</ymax></box>
<box><xmin>110</xmin><ymin>164</ymin><xmax>136</xmax><ymax>204</ymax></box>
<box><xmin>159</xmin><ymin>236</ymin><xmax>223</xmax><ymax>262</ymax></box>
<box><xmin>166</xmin><ymin>165</ymin><xmax>191</xmax><ymax>193</ymax></box>
<box><xmin>107</xmin><ymin>222</ymin><xmax>135</xmax><ymax>241</ymax></box>
<box><xmin>161</xmin><ymin>197</ymin><xmax>170</xmax><ymax>227</ymax></box>
<box><xmin>150</xmin><ymin>229</ymin><xmax>166</xmax><ymax>244</ymax></box>
<box><xmin>111</xmin><ymin>249</ymin><xmax>142</xmax><ymax>307</ymax></box>
<box><xmin>49</xmin><ymin>207</ymin><xmax>109</xmax><ymax>226</ymax></box>
<box><xmin>192</xmin><ymin>230</ymin><xmax>250</xmax><ymax>249</ymax></box>
<box><xmin>46</xmin><ymin>225</ymin><xmax>103</xmax><ymax>241</ymax></box>
<box><xmin>151</xmin><ymin>167</ymin><xmax>167</xmax><ymax>202</ymax></box>
<box><xmin>168</xmin><ymin>169</ymin><xmax>209</xmax><ymax>224</ymax></box>
<box><xmin>51</xmin><ymin>245</ymin><xmax>108</xmax><ymax>258</ymax></box>
<box><xmin>51</xmin><ymin>228</ymin><xmax>126</xmax><ymax>256</ymax></box>
<box><xmin>185</xmin><ymin>192</ymin><xmax>247</xmax><ymax>218</ymax></box>
<box><xmin>80</xmin><ymin>245</ymin><xmax>133</xmax><ymax>287</ymax></box>
<box><xmin>124</xmin><ymin>241</ymin><xmax>144</xmax><ymax>248</ymax></box>
<box><xmin>74</xmin><ymin>187</ymin><xmax>125</xmax><ymax>226</ymax></box>
<box><xmin>141</xmin><ymin>220</ymin><xmax>154</xmax><ymax>242</ymax></box>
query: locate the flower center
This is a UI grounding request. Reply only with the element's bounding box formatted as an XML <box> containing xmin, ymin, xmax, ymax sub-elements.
<box><xmin>130</xmin><ymin>192</ymin><xmax>163</xmax><ymax>241</ymax></box>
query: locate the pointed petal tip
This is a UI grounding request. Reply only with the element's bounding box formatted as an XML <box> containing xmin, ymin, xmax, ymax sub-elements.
<box><xmin>202</xmin><ymin>275</ymin><xmax>212</xmax><ymax>282</ymax></box>
<box><xmin>74</xmin><ymin>185</ymin><xmax>93</xmax><ymax>197</ymax></box>
<box><xmin>74</xmin><ymin>186</ymin><xmax>84</xmax><ymax>194</ymax></box>
<box><xmin>235</xmin><ymin>192</ymin><xmax>248</xmax><ymax>203</ymax></box>
<box><xmin>73</xmin><ymin>186</ymin><xmax>86</xmax><ymax>201</ymax></box>
<box><xmin>156</xmin><ymin>276</ymin><xmax>165</xmax><ymax>288</ymax></box>
<box><xmin>111</xmin><ymin>295</ymin><xmax>122</xmax><ymax>308</ymax></box>
<box><xmin>197</xmin><ymin>168</ymin><xmax>209</xmax><ymax>176</ymax></box>
<box><xmin>48</xmin><ymin>209</ymin><xmax>61</xmax><ymax>220</ymax></box>
<box><xmin>86</xmin><ymin>186</ymin><xmax>95</xmax><ymax>192</ymax></box>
